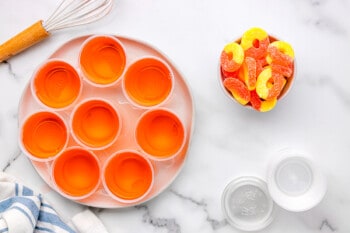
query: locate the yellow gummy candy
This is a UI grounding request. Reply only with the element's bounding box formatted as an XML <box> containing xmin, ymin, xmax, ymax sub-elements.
<box><xmin>240</xmin><ymin>27</ymin><xmax>268</xmax><ymax>51</ymax></box>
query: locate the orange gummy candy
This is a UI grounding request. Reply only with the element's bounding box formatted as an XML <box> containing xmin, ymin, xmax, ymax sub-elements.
<box><xmin>250</xmin><ymin>90</ymin><xmax>277</xmax><ymax>112</ymax></box>
<box><xmin>260</xmin><ymin>98</ymin><xmax>277</xmax><ymax>112</ymax></box>
<box><xmin>250</xmin><ymin>90</ymin><xmax>261</xmax><ymax>111</ymax></box>
<box><xmin>241</xmin><ymin>57</ymin><xmax>257</xmax><ymax>90</ymax></box>
<box><xmin>223</xmin><ymin>77</ymin><xmax>250</xmax><ymax>105</ymax></box>
<box><xmin>267</xmin><ymin>45</ymin><xmax>294</xmax><ymax>68</ymax></box>
<box><xmin>256</xmin><ymin>58</ymin><xmax>268</xmax><ymax>77</ymax></box>
<box><xmin>271</xmin><ymin>62</ymin><xmax>293</xmax><ymax>78</ymax></box>
<box><xmin>241</xmin><ymin>28</ymin><xmax>270</xmax><ymax>59</ymax></box>
<box><xmin>256</xmin><ymin>67</ymin><xmax>286</xmax><ymax>100</ymax></box>
<box><xmin>221</xmin><ymin>67</ymin><xmax>240</xmax><ymax>80</ymax></box>
<box><xmin>220</xmin><ymin>42</ymin><xmax>244</xmax><ymax>72</ymax></box>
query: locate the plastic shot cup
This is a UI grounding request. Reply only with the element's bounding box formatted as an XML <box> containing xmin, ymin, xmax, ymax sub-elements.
<box><xmin>136</xmin><ymin>108</ymin><xmax>186</xmax><ymax>160</ymax></box>
<box><xmin>20</xmin><ymin>111</ymin><xmax>68</xmax><ymax>161</ymax></box>
<box><xmin>52</xmin><ymin>147</ymin><xmax>100</xmax><ymax>199</ymax></box>
<box><xmin>103</xmin><ymin>150</ymin><xmax>154</xmax><ymax>203</ymax></box>
<box><xmin>31</xmin><ymin>59</ymin><xmax>82</xmax><ymax>109</ymax></box>
<box><xmin>79</xmin><ymin>35</ymin><xmax>126</xmax><ymax>86</ymax></box>
<box><xmin>123</xmin><ymin>57</ymin><xmax>174</xmax><ymax>107</ymax></box>
<box><xmin>71</xmin><ymin>99</ymin><xmax>121</xmax><ymax>150</ymax></box>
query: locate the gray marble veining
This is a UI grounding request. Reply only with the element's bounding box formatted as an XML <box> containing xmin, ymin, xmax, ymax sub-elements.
<box><xmin>1</xmin><ymin>0</ymin><xmax>350</xmax><ymax>232</ymax></box>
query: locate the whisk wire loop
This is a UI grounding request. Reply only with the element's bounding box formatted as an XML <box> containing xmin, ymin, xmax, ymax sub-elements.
<box><xmin>44</xmin><ymin>0</ymin><xmax>113</xmax><ymax>31</ymax></box>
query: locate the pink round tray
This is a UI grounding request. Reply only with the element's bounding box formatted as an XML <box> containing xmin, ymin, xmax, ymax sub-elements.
<box><xmin>18</xmin><ymin>35</ymin><xmax>194</xmax><ymax>208</ymax></box>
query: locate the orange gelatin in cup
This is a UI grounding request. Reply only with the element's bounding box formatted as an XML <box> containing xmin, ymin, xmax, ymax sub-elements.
<box><xmin>72</xmin><ymin>100</ymin><xmax>120</xmax><ymax>148</ymax></box>
<box><xmin>136</xmin><ymin>109</ymin><xmax>185</xmax><ymax>159</ymax></box>
<box><xmin>53</xmin><ymin>148</ymin><xmax>100</xmax><ymax>197</ymax></box>
<box><xmin>33</xmin><ymin>60</ymin><xmax>81</xmax><ymax>108</ymax></box>
<box><xmin>22</xmin><ymin>112</ymin><xmax>67</xmax><ymax>159</ymax></box>
<box><xmin>80</xmin><ymin>36</ymin><xmax>126</xmax><ymax>85</ymax></box>
<box><xmin>124</xmin><ymin>58</ymin><xmax>173</xmax><ymax>107</ymax></box>
<box><xmin>104</xmin><ymin>151</ymin><xmax>153</xmax><ymax>200</ymax></box>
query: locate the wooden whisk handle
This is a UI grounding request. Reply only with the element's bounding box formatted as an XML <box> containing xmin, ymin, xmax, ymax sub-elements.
<box><xmin>0</xmin><ymin>20</ymin><xmax>50</xmax><ymax>62</ymax></box>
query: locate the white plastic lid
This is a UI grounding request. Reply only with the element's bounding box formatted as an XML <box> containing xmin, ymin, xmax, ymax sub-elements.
<box><xmin>221</xmin><ymin>176</ymin><xmax>275</xmax><ymax>231</ymax></box>
<box><xmin>267</xmin><ymin>150</ymin><xmax>327</xmax><ymax>212</ymax></box>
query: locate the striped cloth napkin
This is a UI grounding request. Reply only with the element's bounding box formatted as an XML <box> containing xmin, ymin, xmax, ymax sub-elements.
<box><xmin>0</xmin><ymin>172</ymin><xmax>75</xmax><ymax>233</ymax></box>
<box><xmin>0</xmin><ymin>172</ymin><xmax>109</xmax><ymax>233</ymax></box>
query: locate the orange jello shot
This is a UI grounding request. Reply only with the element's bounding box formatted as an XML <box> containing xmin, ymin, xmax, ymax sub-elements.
<box><xmin>103</xmin><ymin>150</ymin><xmax>154</xmax><ymax>203</ymax></box>
<box><xmin>219</xmin><ymin>27</ymin><xmax>295</xmax><ymax>112</ymax></box>
<box><xmin>31</xmin><ymin>59</ymin><xmax>81</xmax><ymax>109</ymax></box>
<box><xmin>71</xmin><ymin>99</ymin><xmax>121</xmax><ymax>149</ymax></box>
<box><xmin>80</xmin><ymin>35</ymin><xmax>126</xmax><ymax>86</ymax></box>
<box><xmin>20</xmin><ymin>111</ymin><xmax>68</xmax><ymax>161</ymax></box>
<box><xmin>123</xmin><ymin>57</ymin><xmax>173</xmax><ymax>107</ymax></box>
<box><xmin>136</xmin><ymin>109</ymin><xmax>186</xmax><ymax>160</ymax></box>
<box><xmin>52</xmin><ymin>147</ymin><xmax>100</xmax><ymax>199</ymax></box>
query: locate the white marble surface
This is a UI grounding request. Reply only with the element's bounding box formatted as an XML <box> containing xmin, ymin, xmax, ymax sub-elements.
<box><xmin>1</xmin><ymin>0</ymin><xmax>350</xmax><ymax>232</ymax></box>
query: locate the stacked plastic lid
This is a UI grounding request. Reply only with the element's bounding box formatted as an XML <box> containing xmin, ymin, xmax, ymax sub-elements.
<box><xmin>18</xmin><ymin>35</ymin><xmax>194</xmax><ymax>207</ymax></box>
<box><xmin>221</xmin><ymin>149</ymin><xmax>327</xmax><ymax>231</ymax></box>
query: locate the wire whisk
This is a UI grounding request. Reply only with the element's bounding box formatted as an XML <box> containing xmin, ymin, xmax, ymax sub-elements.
<box><xmin>0</xmin><ymin>0</ymin><xmax>113</xmax><ymax>62</ymax></box>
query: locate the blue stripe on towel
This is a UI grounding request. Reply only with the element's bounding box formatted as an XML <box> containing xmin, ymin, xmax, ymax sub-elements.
<box><xmin>0</xmin><ymin>197</ymin><xmax>39</xmax><ymax>219</ymax></box>
<box><xmin>0</xmin><ymin>228</ymin><xmax>8</xmax><ymax>233</ymax></box>
<box><xmin>11</xmin><ymin>206</ymin><xmax>35</xmax><ymax>228</ymax></box>
<box><xmin>41</xmin><ymin>202</ymin><xmax>55</xmax><ymax>211</ymax></box>
<box><xmin>39</xmin><ymin>211</ymin><xmax>75</xmax><ymax>233</ymax></box>
<box><xmin>15</xmin><ymin>183</ymin><xmax>18</xmax><ymax>196</ymax></box>
<box><xmin>23</xmin><ymin>186</ymin><xmax>34</xmax><ymax>196</ymax></box>
<box><xmin>0</xmin><ymin>197</ymin><xmax>17</xmax><ymax>212</ymax></box>
<box><xmin>35</xmin><ymin>226</ymin><xmax>56</xmax><ymax>233</ymax></box>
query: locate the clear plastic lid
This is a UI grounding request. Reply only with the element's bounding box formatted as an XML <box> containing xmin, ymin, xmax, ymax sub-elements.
<box><xmin>221</xmin><ymin>176</ymin><xmax>275</xmax><ymax>231</ymax></box>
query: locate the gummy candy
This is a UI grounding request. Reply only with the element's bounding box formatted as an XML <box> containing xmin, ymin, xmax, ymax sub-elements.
<box><xmin>256</xmin><ymin>58</ymin><xmax>268</xmax><ymax>77</ymax></box>
<box><xmin>221</xmin><ymin>67</ymin><xmax>240</xmax><ymax>80</ymax></box>
<box><xmin>260</xmin><ymin>97</ymin><xmax>277</xmax><ymax>112</ymax></box>
<box><xmin>266</xmin><ymin>41</ymin><xmax>294</xmax><ymax>80</ymax></box>
<box><xmin>250</xmin><ymin>90</ymin><xmax>261</xmax><ymax>110</ymax></box>
<box><xmin>250</xmin><ymin>90</ymin><xmax>277</xmax><ymax>112</ymax></box>
<box><xmin>241</xmin><ymin>57</ymin><xmax>257</xmax><ymax>90</ymax></box>
<box><xmin>220</xmin><ymin>28</ymin><xmax>295</xmax><ymax>112</ymax></box>
<box><xmin>241</xmin><ymin>28</ymin><xmax>269</xmax><ymax>59</ymax></box>
<box><xmin>256</xmin><ymin>67</ymin><xmax>286</xmax><ymax>100</ymax></box>
<box><xmin>220</xmin><ymin>42</ymin><xmax>244</xmax><ymax>72</ymax></box>
<box><xmin>267</xmin><ymin>41</ymin><xmax>294</xmax><ymax>67</ymax></box>
<box><xmin>223</xmin><ymin>78</ymin><xmax>250</xmax><ymax>105</ymax></box>
<box><xmin>270</xmin><ymin>62</ymin><xmax>293</xmax><ymax>78</ymax></box>
<box><xmin>240</xmin><ymin>28</ymin><xmax>268</xmax><ymax>50</ymax></box>
<box><xmin>267</xmin><ymin>41</ymin><xmax>294</xmax><ymax>61</ymax></box>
